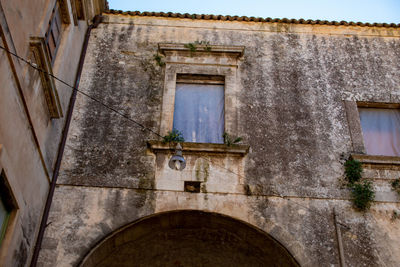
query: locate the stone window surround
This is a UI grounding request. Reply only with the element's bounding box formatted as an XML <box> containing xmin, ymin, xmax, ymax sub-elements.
<box><xmin>58</xmin><ymin>0</ymin><xmax>72</xmax><ymax>25</ymax></box>
<box><xmin>344</xmin><ymin>100</ymin><xmax>400</xmax><ymax>167</ymax></box>
<box><xmin>30</xmin><ymin>37</ymin><xmax>63</xmax><ymax>119</ymax></box>
<box><xmin>158</xmin><ymin>43</ymin><xmax>245</xmax><ymax>147</ymax></box>
<box><xmin>58</xmin><ymin>0</ymin><xmax>88</xmax><ymax>27</ymax></box>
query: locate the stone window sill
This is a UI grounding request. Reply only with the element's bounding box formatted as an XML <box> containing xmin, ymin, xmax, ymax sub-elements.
<box><xmin>351</xmin><ymin>154</ymin><xmax>400</xmax><ymax>170</ymax></box>
<box><xmin>147</xmin><ymin>140</ymin><xmax>249</xmax><ymax>155</ymax></box>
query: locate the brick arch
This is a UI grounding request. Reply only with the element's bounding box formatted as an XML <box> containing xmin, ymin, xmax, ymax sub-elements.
<box><xmin>79</xmin><ymin>210</ymin><xmax>303</xmax><ymax>267</ymax></box>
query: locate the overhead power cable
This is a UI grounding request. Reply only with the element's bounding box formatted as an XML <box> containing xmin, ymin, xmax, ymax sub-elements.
<box><xmin>0</xmin><ymin>44</ymin><xmax>163</xmax><ymax>139</ymax></box>
<box><xmin>1</xmin><ymin>44</ymin><xmax>385</xmax><ymax>255</ymax></box>
<box><xmin>0</xmin><ymin>44</ymin><xmax>362</xmax><ymax>224</ymax></box>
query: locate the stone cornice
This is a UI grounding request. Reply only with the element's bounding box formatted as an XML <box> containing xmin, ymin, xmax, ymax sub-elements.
<box><xmin>105</xmin><ymin>9</ymin><xmax>400</xmax><ymax>29</ymax></box>
<box><xmin>148</xmin><ymin>140</ymin><xmax>249</xmax><ymax>155</ymax></box>
<box><xmin>158</xmin><ymin>43</ymin><xmax>245</xmax><ymax>58</ymax></box>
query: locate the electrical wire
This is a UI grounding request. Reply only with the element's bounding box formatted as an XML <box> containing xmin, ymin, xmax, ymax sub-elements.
<box><xmin>0</xmin><ymin>44</ymin><xmax>364</xmax><ymax>226</ymax></box>
<box><xmin>0</xmin><ymin>44</ymin><xmax>385</xmax><ymax>258</ymax></box>
<box><xmin>0</xmin><ymin>44</ymin><xmax>163</xmax><ymax>139</ymax></box>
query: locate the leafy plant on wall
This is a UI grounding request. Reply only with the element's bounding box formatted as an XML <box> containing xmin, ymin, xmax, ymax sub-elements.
<box><xmin>344</xmin><ymin>158</ymin><xmax>375</xmax><ymax>211</ymax></box>
<box><xmin>153</xmin><ymin>53</ymin><xmax>165</xmax><ymax>67</ymax></box>
<box><xmin>184</xmin><ymin>41</ymin><xmax>212</xmax><ymax>55</ymax></box>
<box><xmin>391</xmin><ymin>178</ymin><xmax>400</xmax><ymax>195</ymax></box>
<box><xmin>222</xmin><ymin>132</ymin><xmax>242</xmax><ymax>146</ymax></box>
<box><xmin>163</xmin><ymin>129</ymin><xmax>185</xmax><ymax>143</ymax></box>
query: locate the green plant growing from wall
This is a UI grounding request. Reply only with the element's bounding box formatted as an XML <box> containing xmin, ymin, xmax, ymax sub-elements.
<box><xmin>391</xmin><ymin>178</ymin><xmax>400</xmax><ymax>195</ymax></box>
<box><xmin>184</xmin><ymin>43</ymin><xmax>197</xmax><ymax>53</ymax></box>
<box><xmin>153</xmin><ymin>53</ymin><xmax>165</xmax><ymax>67</ymax></box>
<box><xmin>343</xmin><ymin>157</ymin><xmax>375</xmax><ymax>212</ymax></box>
<box><xmin>198</xmin><ymin>40</ymin><xmax>212</xmax><ymax>52</ymax></box>
<box><xmin>350</xmin><ymin>180</ymin><xmax>375</xmax><ymax>211</ymax></box>
<box><xmin>344</xmin><ymin>158</ymin><xmax>362</xmax><ymax>184</ymax></box>
<box><xmin>163</xmin><ymin>129</ymin><xmax>185</xmax><ymax>143</ymax></box>
<box><xmin>184</xmin><ymin>41</ymin><xmax>212</xmax><ymax>55</ymax></box>
<box><xmin>222</xmin><ymin>132</ymin><xmax>242</xmax><ymax>146</ymax></box>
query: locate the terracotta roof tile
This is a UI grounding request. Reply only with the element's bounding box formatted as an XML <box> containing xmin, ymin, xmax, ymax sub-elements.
<box><xmin>105</xmin><ymin>9</ymin><xmax>400</xmax><ymax>28</ymax></box>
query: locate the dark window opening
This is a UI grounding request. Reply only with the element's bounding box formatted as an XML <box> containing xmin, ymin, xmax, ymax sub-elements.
<box><xmin>0</xmin><ymin>171</ymin><xmax>14</xmax><ymax>247</ymax></box>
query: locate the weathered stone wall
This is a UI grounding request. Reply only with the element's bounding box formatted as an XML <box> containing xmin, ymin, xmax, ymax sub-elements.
<box><xmin>0</xmin><ymin>1</ymin><xmax>104</xmax><ymax>266</ymax></box>
<box><xmin>39</xmin><ymin>14</ymin><xmax>400</xmax><ymax>266</ymax></box>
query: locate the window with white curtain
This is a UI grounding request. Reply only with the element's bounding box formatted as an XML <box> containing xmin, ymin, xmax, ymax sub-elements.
<box><xmin>173</xmin><ymin>75</ymin><xmax>224</xmax><ymax>143</ymax></box>
<box><xmin>358</xmin><ymin>108</ymin><xmax>400</xmax><ymax>156</ymax></box>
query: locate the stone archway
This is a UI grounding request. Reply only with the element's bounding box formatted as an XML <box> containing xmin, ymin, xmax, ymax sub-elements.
<box><xmin>79</xmin><ymin>210</ymin><xmax>300</xmax><ymax>267</ymax></box>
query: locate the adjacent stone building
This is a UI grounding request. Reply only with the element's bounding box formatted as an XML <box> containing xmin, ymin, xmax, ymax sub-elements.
<box><xmin>35</xmin><ymin>10</ymin><xmax>400</xmax><ymax>267</ymax></box>
<box><xmin>0</xmin><ymin>1</ymin><xmax>106</xmax><ymax>266</ymax></box>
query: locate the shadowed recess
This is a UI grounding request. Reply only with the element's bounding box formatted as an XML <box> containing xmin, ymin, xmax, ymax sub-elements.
<box><xmin>79</xmin><ymin>210</ymin><xmax>300</xmax><ymax>267</ymax></box>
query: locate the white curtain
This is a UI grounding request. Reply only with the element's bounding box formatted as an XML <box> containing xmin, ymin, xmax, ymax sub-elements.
<box><xmin>173</xmin><ymin>83</ymin><xmax>224</xmax><ymax>143</ymax></box>
<box><xmin>359</xmin><ymin>108</ymin><xmax>400</xmax><ymax>156</ymax></box>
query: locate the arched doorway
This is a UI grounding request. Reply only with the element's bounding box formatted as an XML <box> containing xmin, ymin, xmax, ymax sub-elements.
<box><xmin>80</xmin><ymin>210</ymin><xmax>300</xmax><ymax>267</ymax></box>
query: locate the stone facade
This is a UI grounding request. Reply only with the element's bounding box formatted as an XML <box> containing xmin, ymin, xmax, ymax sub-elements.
<box><xmin>0</xmin><ymin>1</ymin><xmax>105</xmax><ymax>266</ymax></box>
<box><xmin>39</xmin><ymin>12</ymin><xmax>400</xmax><ymax>266</ymax></box>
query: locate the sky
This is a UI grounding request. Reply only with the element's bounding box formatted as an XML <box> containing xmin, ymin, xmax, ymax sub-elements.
<box><xmin>108</xmin><ymin>0</ymin><xmax>400</xmax><ymax>24</ymax></box>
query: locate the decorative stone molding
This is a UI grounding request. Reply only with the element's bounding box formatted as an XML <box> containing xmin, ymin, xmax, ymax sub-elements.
<box><xmin>159</xmin><ymin>43</ymin><xmax>244</xmax><ymax>57</ymax></box>
<box><xmin>357</xmin><ymin>101</ymin><xmax>400</xmax><ymax>108</ymax></box>
<box><xmin>148</xmin><ymin>140</ymin><xmax>249</xmax><ymax>155</ymax></box>
<box><xmin>30</xmin><ymin>37</ymin><xmax>63</xmax><ymax>118</ymax></box>
<box><xmin>75</xmin><ymin>0</ymin><xmax>86</xmax><ymax>22</ymax></box>
<box><xmin>158</xmin><ymin>43</ymin><xmax>245</xmax><ymax>137</ymax></box>
<box><xmin>58</xmin><ymin>0</ymin><xmax>71</xmax><ymax>24</ymax></box>
<box><xmin>148</xmin><ymin>141</ymin><xmax>248</xmax><ymax>194</ymax></box>
<box><xmin>343</xmin><ymin>100</ymin><xmax>365</xmax><ymax>154</ymax></box>
<box><xmin>352</xmin><ymin>154</ymin><xmax>400</xmax><ymax>170</ymax></box>
<box><xmin>69</xmin><ymin>0</ymin><xmax>79</xmax><ymax>25</ymax></box>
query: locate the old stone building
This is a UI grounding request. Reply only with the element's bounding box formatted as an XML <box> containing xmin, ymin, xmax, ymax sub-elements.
<box><xmin>0</xmin><ymin>1</ymin><xmax>106</xmax><ymax>266</ymax></box>
<box><xmin>32</xmin><ymin>10</ymin><xmax>400</xmax><ymax>267</ymax></box>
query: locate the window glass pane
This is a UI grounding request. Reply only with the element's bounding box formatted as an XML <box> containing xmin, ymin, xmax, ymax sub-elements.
<box><xmin>173</xmin><ymin>83</ymin><xmax>224</xmax><ymax>143</ymax></box>
<box><xmin>0</xmin><ymin>198</ymin><xmax>9</xmax><ymax>245</ymax></box>
<box><xmin>0</xmin><ymin>200</ymin><xmax>7</xmax><ymax>228</ymax></box>
<box><xmin>359</xmin><ymin>108</ymin><xmax>400</xmax><ymax>156</ymax></box>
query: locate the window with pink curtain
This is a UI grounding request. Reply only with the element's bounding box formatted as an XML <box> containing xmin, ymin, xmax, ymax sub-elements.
<box><xmin>358</xmin><ymin>108</ymin><xmax>400</xmax><ymax>156</ymax></box>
